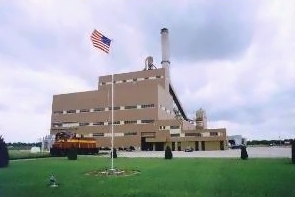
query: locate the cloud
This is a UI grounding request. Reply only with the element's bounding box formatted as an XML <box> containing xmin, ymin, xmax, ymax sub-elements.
<box><xmin>136</xmin><ymin>0</ymin><xmax>260</xmax><ymax>62</ymax></box>
<box><xmin>0</xmin><ymin>0</ymin><xmax>294</xmax><ymax>142</ymax></box>
<box><xmin>0</xmin><ymin>57</ymin><xmax>92</xmax><ymax>142</ymax></box>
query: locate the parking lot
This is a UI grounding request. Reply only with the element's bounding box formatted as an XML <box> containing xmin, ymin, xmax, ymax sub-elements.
<box><xmin>114</xmin><ymin>147</ymin><xmax>291</xmax><ymax>158</ymax></box>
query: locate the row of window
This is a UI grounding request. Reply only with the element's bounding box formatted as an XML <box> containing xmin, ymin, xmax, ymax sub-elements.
<box><xmin>171</xmin><ymin>132</ymin><xmax>219</xmax><ymax>138</ymax></box>
<box><xmin>100</xmin><ymin>75</ymin><xmax>164</xmax><ymax>86</ymax></box>
<box><xmin>92</xmin><ymin>132</ymin><xmax>137</xmax><ymax>137</ymax></box>
<box><xmin>53</xmin><ymin>104</ymin><xmax>155</xmax><ymax>115</ymax></box>
<box><xmin>52</xmin><ymin>119</ymin><xmax>155</xmax><ymax>128</ymax></box>
<box><xmin>159</xmin><ymin>125</ymin><xmax>180</xmax><ymax>130</ymax></box>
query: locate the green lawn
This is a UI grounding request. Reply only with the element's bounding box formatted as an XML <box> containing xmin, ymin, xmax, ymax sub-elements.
<box><xmin>0</xmin><ymin>157</ymin><xmax>294</xmax><ymax>197</ymax></box>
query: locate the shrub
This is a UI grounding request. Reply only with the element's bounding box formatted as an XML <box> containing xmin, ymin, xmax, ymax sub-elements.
<box><xmin>240</xmin><ymin>145</ymin><xmax>248</xmax><ymax>160</ymax></box>
<box><xmin>111</xmin><ymin>148</ymin><xmax>117</xmax><ymax>158</ymax></box>
<box><xmin>165</xmin><ymin>146</ymin><xmax>173</xmax><ymax>159</ymax></box>
<box><xmin>292</xmin><ymin>139</ymin><xmax>295</xmax><ymax>164</ymax></box>
<box><xmin>0</xmin><ymin>135</ymin><xmax>9</xmax><ymax>168</ymax></box>
<box><xmin>67</xmin><ymin>146</ymin><xmax>78</xmax><ymax>160</ymax></box>
<box><xmin>129</xmin><ymin>146</ymin><xmax>135</xmax><ymax>151</ymax></box>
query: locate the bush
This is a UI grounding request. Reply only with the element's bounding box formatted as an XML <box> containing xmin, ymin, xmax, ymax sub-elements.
<box><xmin>129</xmin><ymin>146</ymin><xmax>135</xmax><ymax>151</ymax></box>
<box><xmin>111</xmin><ymin>148</ymin><xmax>117</xmax><ymax>158</ymax></box>
<box><xmin>0</xmin><ymin>135</ymin><xmax>9</xmax><ymax>168</ymax></box>
<box><xmin>292</xmin><ymin>139</ymin><xmax>295</xmax><ymax>164</ymax></box>
<box><xmin>240</xmin><ymin>145</ymin><xmax>248</xmax><ymax>160</ymax></box>
<box><xmin>165</xmin><ymin>146</ymin><xmax>173</xmax><ymax>159</ymax></box>
<box><xmin>67</xmin><ymin>146</ymin><xmax>78</xmax><ymax>160</ymax></box>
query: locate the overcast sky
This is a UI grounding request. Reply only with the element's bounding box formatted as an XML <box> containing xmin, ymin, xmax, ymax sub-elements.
<box><xmin>0</xmin><ymin>0</ymin><xmax>294</xmax><ymax>142</ymax></box>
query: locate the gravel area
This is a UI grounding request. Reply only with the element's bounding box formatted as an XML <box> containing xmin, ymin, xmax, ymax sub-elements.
<box><xmin>114</xmin><ymin>147</ymin><xmax>291</xmax><ymax>158</ymax></box>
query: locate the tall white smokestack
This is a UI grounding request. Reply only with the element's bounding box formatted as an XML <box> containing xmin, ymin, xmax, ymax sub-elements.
<box><xmin>161</xmin><ymin>28</ymin><xmax>170</xmax><ymax>68</ymax></box>
<box><xmin>160</xmin><ymin>28</ymin><xmax>170</xmax><ymax>92</ymax></box>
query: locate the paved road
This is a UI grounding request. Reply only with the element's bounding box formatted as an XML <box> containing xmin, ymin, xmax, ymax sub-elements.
<box><xmin>114</xmin><ymin>147</ymin><xmax>291</xmax><ymax>158</ymax></box>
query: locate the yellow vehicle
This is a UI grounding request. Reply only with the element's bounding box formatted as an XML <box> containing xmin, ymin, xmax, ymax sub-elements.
<box><xmin>50</xmin><ymin>132</ymin><xmax>99</xmax><ymax>156</ymax></box>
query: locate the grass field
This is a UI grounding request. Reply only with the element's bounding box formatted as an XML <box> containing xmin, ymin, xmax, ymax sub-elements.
<box><xmin>0</xmin><ymin>157</ymin><xmax>294</xmax><ymax>197</ymax></box>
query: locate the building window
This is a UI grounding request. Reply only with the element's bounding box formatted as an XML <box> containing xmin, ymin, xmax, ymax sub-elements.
<box><xmin>122</xmin><ymin>79</ymin><xmax>127</xmax><ymax>82</ymax></box>
<box><xmin>141</xmin><ymin>119</ymin><xmax>154</xmax><ymax>124</ymax></box>
<box><xmin>52</xmin><ymin>123</ymin><xmax>62</xmax><ymax>127</ymax></box>
<box><xmin>93</xmin><ymin>122</ymin><xmax>104</xmax><ymax>126</ymax></box>
<box><xmin>141</xmin><ymin>104</ymin><xmax>155</xmax><ymax>108</ymax></box>
<box><xmin>171</xmin><ymin>134</ymin><xmax>180</xmax><ymax>137</ymax></box>
<box><xmin>79</xmin><ymin>122</ymin><xmax>89</xmax><ymax>126</ymax></box>
<box><xmin>185</xmin><ymin>133</ymin><xmax>202</xmax><ymax>137</ymax></box>
<box><xmin>80</xmin><ymin>109</ymin><xmax>90</xmax><ymax>113</ymax></box>
<box><xmin>108</xmin><ymin>106</ymin><xmax>120</xmax><ymax>110</ymax></box>
<box><xmin>124</xmin><ymin>105</ymin><xmax>137</xmax><ymax>110</ymax></box>
<box><xmin>94</xmin><ymin>108</ymin><xmax>104</xmax><ymax>112</ymax></box>
<box><xmin>62</xmin><ymin>122</ymin><xmax>79</xmax><ymax>127</ymax></box>
<box><xmin>125</xmin><ymin>132</ymin><xmax>137</xmax><ymax>136</ymax></box>
<box><xmin>144</xmin><ymin>77</ymin><xmax>149</xmax><ymax>80</ymax></box>
<box><xmin>67</xmin><ymin>110</ymin><xmax>76</xmax><ymax>114</ymax></box>
<box><xmin>93</xmin><ymin>133</ymin><xmax>104</xmax><ymax>137</ymax></box>
<box><xmin>53</xmin><ymin>111</ymin><xmax>63</xmax><ymax>115</ymax></box>
<box><xmin>159</xmin><ymin>126</ymin><xmax>166</xmax><ymax>130</ymax></box>
<box><xmin>101</xmin><ymin>82</ymin><xmax>106</xmax><ymax>85</ymax></box>
<box><xmin>210</xmin><ymin>132</ymin><xmax>218</xmax><ymax>136</ymax></box>
<box><xmin>108</xmin><ymin>121</ymin><xmax>120</xmax><ymax>125</ymax></box>
<box><xmin>156</xmin><ymin>75</ymin><xmax>161</xmax><ymax>78</ymax></box>
<box><xmin>170</xmin><ymin>126</ymin><xmax>180</xmax><ymax>129</ymax></box>
<box><xmin>124</xmin><ymin>120</ymin><xmax>137</xmax><ymax>124</ymax></box>
<box><xmin>133</xmin><ymin>78</ymin><xmax>137</xmax><ymax>81</ymax></box>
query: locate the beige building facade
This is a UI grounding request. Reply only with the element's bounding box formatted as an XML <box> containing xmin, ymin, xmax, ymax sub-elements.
<box><xmin>50</xmin><ymin>67</ymin><xmax>227</xmax><ymax>151</ymax></box>
<box><xmin>50</xmin><ymin>28</ymin><xmax>227</xmax><ymax>151</ymax></box>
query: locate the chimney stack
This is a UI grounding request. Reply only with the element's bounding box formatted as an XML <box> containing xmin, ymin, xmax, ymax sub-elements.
<box><xmin>160</xmin><ymin>28</ymin><xmax>170</xmax><ymax>68</ymax></box>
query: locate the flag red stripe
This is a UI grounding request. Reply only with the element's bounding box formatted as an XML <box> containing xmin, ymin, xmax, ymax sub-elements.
<box><xmin>93</xmin><ymin>45</ymin><xmax>109</xmax><ymax>53</ymax></box>
<box><xmin>93</xmin><ymin>41</ymin><xmax>109</xmax><ymax>48</ymax></box>
<box><xmin>93</xmin><ymin>43</ymin><xmax>109</xmax><ymax>52</ymax></box>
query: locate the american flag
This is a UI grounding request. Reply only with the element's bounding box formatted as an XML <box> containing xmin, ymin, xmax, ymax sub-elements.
<box><xmin>90</xmin><ymin>29</ymin><xmax>111</xmax><ymax>53</ymax></box>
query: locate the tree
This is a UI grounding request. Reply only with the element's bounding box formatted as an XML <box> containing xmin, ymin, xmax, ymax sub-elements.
<box><xmin>0</xmin><ymin>135</ymin><xmax>9</xmax><ymax>168</ymax></box>
<box><xmin>165</xmin><ymin>146</ymin><xmax>173</xmax><ymax>159</ymax></box>
<box><xmin>241</xmin><ymin>145</ymin><xmax>248</xmax><ymax>160</ymax></box>
<box><xmin>67</xmin><ymin>146</ymin><xmax>78</xmax><ymax>160</ymax></box>
<box><xmin>292</xmin><ymin>139</ymin><xmax>295</xmax><ymax>164</ymax></box>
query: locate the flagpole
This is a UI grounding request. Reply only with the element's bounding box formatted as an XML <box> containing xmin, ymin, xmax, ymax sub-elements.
<box><xmin>111</xmin><ymin>73</ymin><xmax>114</xmax><ymax>170</ymax></box>
<box><xmin>90</xmin><ymin>29</ymin><xmax>114</xmax><ymax>171</ymax></box>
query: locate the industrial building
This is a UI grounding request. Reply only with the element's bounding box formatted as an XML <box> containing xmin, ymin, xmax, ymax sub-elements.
<box><xmin>50</xmin><ymin>28</ymin><xmax>227</xmax><ymax>151</ymax></box>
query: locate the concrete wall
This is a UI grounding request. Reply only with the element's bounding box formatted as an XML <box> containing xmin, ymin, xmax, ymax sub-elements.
<box><xmin>204</xmin><ymin>141</ymin><xmax>220</xmax><ymax>151</ymax></box>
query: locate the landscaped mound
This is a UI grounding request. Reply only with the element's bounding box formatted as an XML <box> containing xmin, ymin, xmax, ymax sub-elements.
<box><xmin>84</xmin><ymin>168</ymin><xmax>140</xmax><ymax>177</ymax></box>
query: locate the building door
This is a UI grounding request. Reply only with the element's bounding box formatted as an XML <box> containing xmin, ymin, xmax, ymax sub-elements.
<box><xmin>195</xmin><ymin>141</ymin><xmax>199</xmax><ymax>151</ymax></box>
<box><xmin>220</xmin><ymin>141</ymin><xmax>224</xmax><ymax>150</ymax></box>
<box><xmin>155</xmin><ymin>142</ymin><xmax>164</xmax><ymax>151</ymax></box>
<box><xmin>178</xmin><ymin>142</ymin><xmax>181</xmax><ymax>151</ymax></box>
<box><xmin>172</xmin><ymin>142</ymin><xmax>175</xmax><ymax>151</ymax></box>
<box><xmin>201</xmin><ymin>141</ymin><xmax>205</xmax><ymax>151</ymax></box>
<box><xmin>141</xmin><ymin>137</ymin><xmax>153</xmax><ymax>151</ymax></box>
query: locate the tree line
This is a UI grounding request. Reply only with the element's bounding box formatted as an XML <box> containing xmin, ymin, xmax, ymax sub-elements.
<box><xmin>247</xmin><ymin>139</ymin><xmax>293</xmax><ymax>146</ymax></box>
<box><xmin>6</xmin><ymin>142</ymin><xmax>42</xmax><ymax>150</ymax></box>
